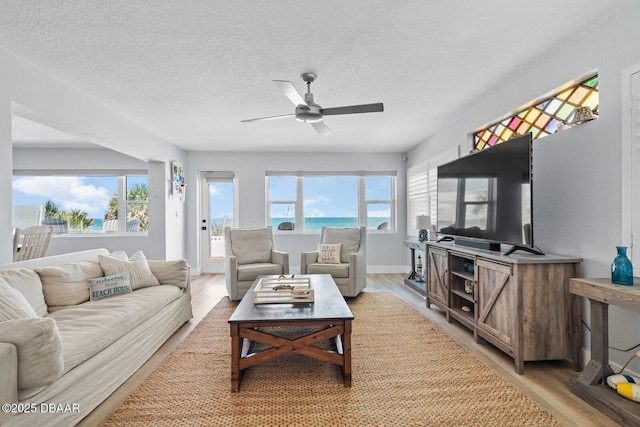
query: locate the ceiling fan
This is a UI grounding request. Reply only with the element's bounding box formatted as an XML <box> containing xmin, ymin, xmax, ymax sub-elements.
<box><xmin>241</xmin><ymin>73</ymin><xmax>384</xmax><ymax>136</ymax></box>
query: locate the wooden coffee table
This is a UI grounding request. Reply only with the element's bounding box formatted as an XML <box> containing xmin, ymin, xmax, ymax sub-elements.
<box><xmin>228</xmin><ymin>274</ymin><xmax>354</xmax><ymax>392</ymax></box>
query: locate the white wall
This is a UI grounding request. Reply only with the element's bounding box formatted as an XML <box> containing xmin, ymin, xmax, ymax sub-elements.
<box><xmin>185</xmin><ymin>151</ymin><xmax>408</xmax><ymax>274</ymax></box>
<box><xmin>407</xmin><ymin>5</ymin><xmax>640</xmax><ymax>373</ymax></box>
<box><xmin>1</xmin><ymin>47</ymin><xmax>187</xmax><ymax>263</ymax></box>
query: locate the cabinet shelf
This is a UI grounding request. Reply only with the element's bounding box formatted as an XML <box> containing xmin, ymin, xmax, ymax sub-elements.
<box><xmin>450</xmin><ymin>288</ymin><xmax>474</xmax><ymax>303</ymax></box>
<box><xmin>451</xmin><ymin>270</ymin><xmax>474</xmax><ymax>281</ymax></box>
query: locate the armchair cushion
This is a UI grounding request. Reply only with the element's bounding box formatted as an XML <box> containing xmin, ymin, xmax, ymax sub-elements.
<box><xmin>230</xmin><ymin>228</ymin><xmax>273</xmax><ymax>265</ymax></box>
<box><xmin>317</xmin><ymin>243</ymin><xmax>342</xmax><ymax>264</ymax></box>
<box><xmin>307</xmin><ymin>263</ymin><xmax>349</xmax><ymax>278</ymax></box>
<box><xmin>237</xmin><ymin>263</ymin><xmax>284</xmax><ymax>281</ymax></box>
<box><xmin>322</xmin><ymin>228</ymin><xmax>361</xmax><ymax>262</ymax></box>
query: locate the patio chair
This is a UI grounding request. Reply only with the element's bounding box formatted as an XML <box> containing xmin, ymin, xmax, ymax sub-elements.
<box><xmin>13</xmin><ymin>205</ymin><xmax>44</xmax><ymax>229</ymax></box>
<box><xmin>300</xmin><ymin>226</ymin><xmax>367</xmax><ymax>297</ymax></box>
<box><xmin>224</xmin><ymin>226</ymin><xmax>289</xmax><ymax>300</ymax></box>
<box><xmin>13</xmin><ymin>225</ymin><xmax>53</xmax><ymax>261</ymax></box>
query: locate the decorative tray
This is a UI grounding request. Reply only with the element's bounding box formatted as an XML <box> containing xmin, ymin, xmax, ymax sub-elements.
<box><xmin>253</xmin><ymin>276</ymin><xmax>314</xmax><ymax>304</ymax></box>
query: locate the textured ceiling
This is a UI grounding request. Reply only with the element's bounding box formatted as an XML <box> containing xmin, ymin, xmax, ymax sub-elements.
<box><xmin>1</xmin><ymin>1</ymin><xmax>634</xmax><ymax>153</ymax></box>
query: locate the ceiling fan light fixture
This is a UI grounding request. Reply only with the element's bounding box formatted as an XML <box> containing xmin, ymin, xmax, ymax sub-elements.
<box><xmin>295</xmin><ymin>104</ymin><xmax>323</xmax><ymax>123</ymax></box>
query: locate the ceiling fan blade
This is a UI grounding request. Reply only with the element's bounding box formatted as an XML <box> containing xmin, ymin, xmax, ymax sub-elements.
<box><xmin>273</xmin><ymin>80</ymin><xmax>306</xmax><ymax>106</ymax></box>
<box><xmin>241</xmin><ymin>113</ymin><xmax>295</xmax><ymax>123</ymax></box>
<box><xmin>321</xmin><ymin>102</ymin><xmax>384</xmax><ymax>116</ymax></box>
<box><xmin>311</xmin><ymin>121</ymin><xmax>332</xmax><ymax>136</ymax></box>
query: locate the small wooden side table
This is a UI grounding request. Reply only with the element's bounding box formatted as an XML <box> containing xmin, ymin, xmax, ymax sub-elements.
<box><xmin>569</xmin><ymin>277</ymin><xmax>640</xmax><ymax>427</ymax></box>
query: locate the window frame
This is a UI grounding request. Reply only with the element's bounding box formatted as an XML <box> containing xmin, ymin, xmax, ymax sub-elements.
<box><xmin>406</xmin><ymin>147</ymin><xmax>459</xmax><ymax>238</ymax></box>
<box><xmin>266</xmin><ymin>172</ymin><xmax>397</xmax><ymax>233</ymax></box>
<box><xmin>12</xmin><ymin>169</ymin><xmax>148</xmax><ymax>235</ymax></box>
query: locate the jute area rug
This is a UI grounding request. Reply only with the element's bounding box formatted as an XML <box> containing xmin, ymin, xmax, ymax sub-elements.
<box><xmin>106</xmin><ymin>292</ymin><xmax>559</xmax><ymax>426</ymax></box>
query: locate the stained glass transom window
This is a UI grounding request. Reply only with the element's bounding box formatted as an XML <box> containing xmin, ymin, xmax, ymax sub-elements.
<box><xmin>473</xmin><ymin>75</ymin><xmax>598</xmax><ymax>151</ymax></box>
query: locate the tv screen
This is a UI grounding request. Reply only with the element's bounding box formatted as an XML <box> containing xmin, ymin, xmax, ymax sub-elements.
<box><xmin>437</xmin><ymin>134</ymin><xmax>533</xmax><ymax>251</ymax></box>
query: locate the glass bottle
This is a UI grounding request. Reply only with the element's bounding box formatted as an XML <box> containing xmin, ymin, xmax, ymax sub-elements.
<box><xmin>611</xmin><ymin>246</ymin><xmax>634</xmax><ymax>286</ymax></box>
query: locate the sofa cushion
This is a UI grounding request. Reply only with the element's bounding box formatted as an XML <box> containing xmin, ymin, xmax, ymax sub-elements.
<box><xmin>148</xmin><ymin>259</ymin><xmax>189</xmax><ymax>289</ymax></box>
<box><xmin>307</xmin><ymin>262</ymin><xmax>350</xmax><ymax>278</ymax></box>
<box><xmin>0</xmin><ymin>317</ymin><xmax>63</xmax><ymax>389</ymax></box>
<box><xmin>317</xmin><ymin>243</ymin><xmax>342</xmax><ymax>264</ymax></box>
<box><xmin>99</xmin><ymin>251</ymin><xmax>160</xmax><ymax>290</ymax></box>
<box><xmin>35</xmin><ymin>260</ymin><xmax>103</xmax><ymax>309</ymax></box>
<box><xmin>231</xmin><ymin>228</ymin><xmax>272</xmax><ymax>265</ymax></box>
<box><xmin>88</xmin><ymin>272</ymin><xmax>132</xmax><ymax>301</ymax></box>
<box><xmin>47</xmin><ymin>285</ymin><xmax>183</xmax><ymax>373</ymax></box>
<box><xmin>0</xmin><ymin>269</ymin><xmax>47</xmax><ymax>316</ymax></box>
<box><xmin>0</xmin><ymin>281</ymin><xmax>39</xmax><ymax>320</ymax></box>
<box><xmin>322</xmin><ymin>228</ymin><xmax>360</xmax><ymax>263</ymax></box>
<box><xmin>237</xmin><ymin>263</ymin><xmax>283</xmax><ymax>281</ymax></box>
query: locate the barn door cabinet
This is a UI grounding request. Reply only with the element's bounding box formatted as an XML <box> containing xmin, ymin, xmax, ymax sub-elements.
<box><xmin>426</xmin><ymin>242</ymin><xmax>582</xmax><ymax>374</ymax></box>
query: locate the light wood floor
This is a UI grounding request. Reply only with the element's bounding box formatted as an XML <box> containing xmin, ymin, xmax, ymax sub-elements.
<box><xmin>80</xmin><ymin>274</ymin><xmax>620</xmax><ymax>427</ymax></box>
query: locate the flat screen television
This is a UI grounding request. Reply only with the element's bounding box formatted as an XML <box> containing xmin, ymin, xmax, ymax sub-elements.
<box><xmin>436</xmin><ymin>134</ymin><xmax>542</xmax><ymax>255</ymax></box>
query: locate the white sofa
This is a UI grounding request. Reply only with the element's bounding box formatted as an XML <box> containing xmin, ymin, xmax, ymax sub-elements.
<box><xmin>0</xmin><ymin>248</ymin><xmax>193</xmax><ymax>427</ymax></box>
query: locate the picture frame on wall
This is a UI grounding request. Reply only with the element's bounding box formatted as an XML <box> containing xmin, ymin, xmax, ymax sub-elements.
<box><xmin>171</xmin><ymin>161</ymin><xmax>185</xmax><ymax>201</ymax></box>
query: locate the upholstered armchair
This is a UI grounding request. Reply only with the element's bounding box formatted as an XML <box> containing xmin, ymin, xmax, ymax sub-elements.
<box><xmin>300</xmin><ymin>226</ymin><xmax>367</xmax><ymax>297</ymax></box>
<box><xmin>224</xmin><ymin>226</ymin><xmax>290</xmax><ymax>300</ymax></box>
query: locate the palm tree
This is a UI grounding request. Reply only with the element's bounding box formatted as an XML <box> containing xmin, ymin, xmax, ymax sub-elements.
<box><xmin>44</xmin><ymin>200</ymin><xmax>61</xmax><ymax>219</ymax></box>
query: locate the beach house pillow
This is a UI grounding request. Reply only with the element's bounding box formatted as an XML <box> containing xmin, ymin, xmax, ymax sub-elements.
<box><xmin>99</xmin><ymin>251</ymin><xmax>160</xmax><ymax>290</ymax></box>
<box><xmin>88</xmin><ymin>272</ymin><xmax>132</xmax><ymax>301</ymax></box>
<box><xmin>317</xmin><ymin>243</ymin><xmax>342</xmax><ymax>264</ymax></box>
<box><xmin>35</xmin><ymin>260</ymin><xmax>103</xmax><ymax>309</ymax></box>
<box><xmin>0</xmin><ymin>317</ymin><xmax>64</xmax><ymax>389</ymax></box>
<box><xmin>0</xmin><ymin>281</ymin><xmax>39</xmax><ymax>320</ymax></box>
<box><xmin>0</xmin><ymin>269</ymin><xmax>47</xmax><ymax>316</ymax></box>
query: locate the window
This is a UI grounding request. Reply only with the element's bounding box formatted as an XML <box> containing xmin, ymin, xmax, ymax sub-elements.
<box><xmin>406</xmin><ymin>147</ymin><xmax>459</xmax><ymax>237</ymax></box>
<box><xmin>266</xmin><ymin>173</ymin><xmax>396</xmax><ymax>232</ymax></box>
<box><xmin>474</xmin><ymin>74</ymin><xmax>599</xmax><ymax>151</ymax></box>
<box><xmin>12</xmin><ymin>173</ymin><xmax>148</xmax><ymax>234</ymax></box>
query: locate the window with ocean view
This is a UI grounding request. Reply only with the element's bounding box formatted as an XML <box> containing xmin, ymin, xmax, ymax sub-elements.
<box><xmin>267</xmin><ymin>173</ymin><xmax>395</xmax><ymax>232</ymax></box>
<box><xmin>12</xmin><ymin>173</ymin><xmax>148</xmax><ymax>234</ymax></box>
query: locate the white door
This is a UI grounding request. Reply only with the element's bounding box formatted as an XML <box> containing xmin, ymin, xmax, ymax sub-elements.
<box><xmin>200</xmin><ymin>172</ymin><xmax>235</xmax><ymax>274</ymax></box>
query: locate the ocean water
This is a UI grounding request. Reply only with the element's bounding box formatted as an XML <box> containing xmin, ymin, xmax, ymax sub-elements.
<box><xmin>271</xmin><ymin>217</ymin><xmax>390</xmax><ymax>232</ymax></box>
<box><xmin>208</xmin><ymin>217</ymin><xmax>390</xmax><ymax>233</ymax></box>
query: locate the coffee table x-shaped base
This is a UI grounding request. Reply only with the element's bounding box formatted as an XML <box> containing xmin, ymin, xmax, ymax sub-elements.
<box><xmin>230</xmin><ymin>319</ymin><xmax>352</xmax><ymax>392</ymax></box>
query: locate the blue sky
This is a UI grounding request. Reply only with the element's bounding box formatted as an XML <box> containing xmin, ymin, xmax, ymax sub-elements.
<box><xmin>208</xmin><ymin>175</ymin><xmax>393</xmax><ymax>220</ymax></box>
<box><xmin>13</xmin><ymin>174</ymin><xmax>391</xmax><ymax>221</ymax></box>
<box><xmin>13</xmin><ymin>176</ymin><xmax>147</xmax><ymax>218</ymax></box>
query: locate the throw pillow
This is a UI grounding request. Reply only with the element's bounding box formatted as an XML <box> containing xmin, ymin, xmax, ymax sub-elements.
<box><xmin>88</xmin><ymin>272</ymin><xmax>132</xmax><ymax>301</ymax></box>
<box><xmin>0</xmin><ymin>317</ymin><xmax>64</xmax><ymax>389</ymax></box>
<box><xmin>98</xmin><ymin>251</ymin><xmax>160</xmax><ymax>290</ymax></box>
<box><xmin>0</xmin><ymin>269</ymin><xmax>47</xmax><ymax>316</ymax></box>
<box><xmin>0</xmin><ymin>281</ymin><xmax>39</xmax><ymax>320</ymax></box>
<box><xmin>35</xmin><ymin>260</ymin><xmax>103</xmax><ymax>308</ymax></box>
<box><xmin>148</xmin><ymin>259</ymin><xmax>190</xmax><ymax>289</ymax></box>
<box><xmin>317</xmin><ymin>243</ymin><xmax>342</xmax><ymax>264</ymax></box>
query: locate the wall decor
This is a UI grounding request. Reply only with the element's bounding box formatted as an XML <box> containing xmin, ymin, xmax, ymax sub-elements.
<box><xmin>171</xmin><ymin>161</ymin><xmax>185</xmax><ymax>201</ymax></box>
